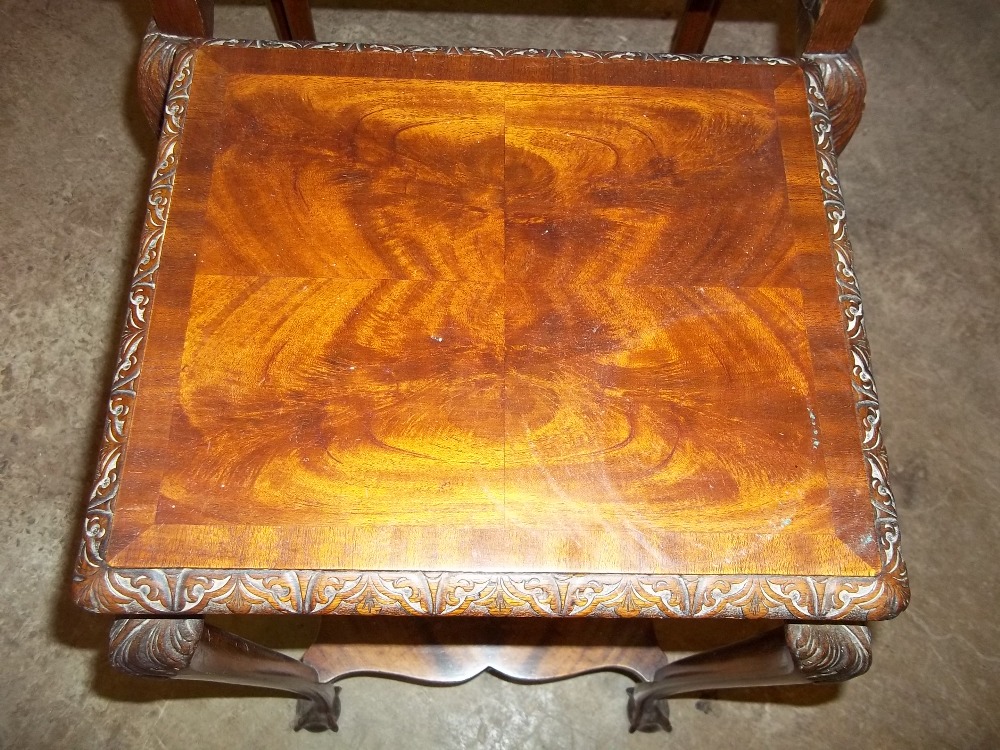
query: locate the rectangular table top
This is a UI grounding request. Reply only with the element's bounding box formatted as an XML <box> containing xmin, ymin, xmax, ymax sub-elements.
<box><xmin>73</xmin><ymin>42</ymin><xmax>907</xmax><ymax>620</ymax></box>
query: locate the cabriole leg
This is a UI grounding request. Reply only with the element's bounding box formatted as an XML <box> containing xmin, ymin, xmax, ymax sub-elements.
<box><xmin>627</xmin><ymin>623</ymin><xmax>871</xmax><ymax>733</ymax></box>
<box><xmin>268</xmin><ymin>0</ymin><xmax>316</xmax><ymax>41</ymax></box>
<box><xmin>108</xmin><ymin>617</ymin><xmax>341</xmax><ymax>732</ymax></box>
<box><xmin>137</xmin><ymin>26</ymin><xmax>187</xmax><ymax>133</ymax></box>
<box><xmin>671</xmin><ymin>0</ymin><xmax>724</xmax><ymax>54</ymax></box>
<box><xmin>806</xmin><ymin>47</ymin><xmax>867</xmax><ymax>154</ymax></box>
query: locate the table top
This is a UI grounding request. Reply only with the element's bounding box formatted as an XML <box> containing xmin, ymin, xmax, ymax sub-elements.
<box><xmin>73</xmin><ymin>42</ymin><xmax>907</xmax><ymax>620</ymax></box>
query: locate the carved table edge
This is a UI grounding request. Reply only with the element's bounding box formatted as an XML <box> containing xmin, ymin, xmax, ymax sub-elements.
<box><xmin>137</xmin><ymin>23</ymin><xmax>809</xmax><ymax>130</ymax></box>
<box><xmin>75</xmin><ymin>35</ymin><xmax>908</xmax><ymax>622</ymax></box>
<box><xmin>141</xmin><ymin>24</ymin><xmax>806</xmax><ymax>67</ymax></box>
<box><xmin>73</xmin><ymin>564</ymin><xmax>909</xmax><ymax>620</ymax></box>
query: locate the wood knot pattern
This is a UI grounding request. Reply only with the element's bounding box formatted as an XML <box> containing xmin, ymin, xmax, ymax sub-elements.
<box><xmin>785</xmin><ymin>623</ymin><xmax>872</xmax><ymax>682</ymax></box>
<box><xmin>108</xmin><ymin>618</ymin><xmax>204</xmax><ymax>677</ymax></box>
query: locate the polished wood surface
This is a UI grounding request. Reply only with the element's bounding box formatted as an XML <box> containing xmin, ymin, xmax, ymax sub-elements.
<box><xmin>109</xmin><ymin>618</ymin><xmax>340</xmax><ymax>731</ymax></box>
<box><xmin>671</xmin><ymin>0</ymin><xmax>724</xmax><ymax>54</ymax></box>
<box><xmin>303</xmin><ymin>617</ymin><xmax>671</xmax><ymax>685</ymax></box>
<box><xmin>151</xmin><ymin>0</ymin><xmax>214</xmax><ymax>37</ymax></box>
<box><xmin>801</xmin><ymin>0</ymin><xmax>875</xmax><ymax>53</ymax></box>
<box><xmin>627</xmin><ymin>622</ymin><xmax>871</xmax><ymax>731</ymax></box>
<box><xmin>268</xmin><ymin>0</ymin><xmax>315</xmax><ymax>41</ymax></box>
<box><xmin>301</xmin><ymin>616</ymin><xmax>671</xmax><ymax>732</ymax></box>
<box><xmin>103</xmin><ymin>46</ymin><xmax>880</xmax><ymax>582</ymax></box>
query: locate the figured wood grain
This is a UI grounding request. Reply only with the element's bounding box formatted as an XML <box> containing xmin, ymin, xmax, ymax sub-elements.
<box><xmin>98</xmin><ymin>46</ymin><xmax>879</xmax><ymax>578</ymax></box>
<box><xmin>73</xmin><ymin>43</ymin><xmax>907</xmax><ymax>619</ymax></box>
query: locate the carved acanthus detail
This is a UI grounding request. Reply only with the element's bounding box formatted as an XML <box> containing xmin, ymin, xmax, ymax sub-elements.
<box><xmin>108</xmin><ymin>618</ymin><xmax>204</xmax><ymax>677</ymax></box>
<box><xmin>786</xmin><ymin>623</ymin><xmax>872</xmax><ymax>682</ymax></box>
<box><xmin>806</xmin><ymin>48</ymin><xmax>866</xmax><ymax>153</ymax></box>
<box><xmin>138</xmin><ymin>25</ymin><xmax>192</xmax><ymax>132</ymax></box>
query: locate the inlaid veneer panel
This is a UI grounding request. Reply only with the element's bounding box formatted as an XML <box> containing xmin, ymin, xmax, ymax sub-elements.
<box><xmin>85</xmin><ymin>44</ymin><xmax>896</xmax><ymax>610</ymax></box>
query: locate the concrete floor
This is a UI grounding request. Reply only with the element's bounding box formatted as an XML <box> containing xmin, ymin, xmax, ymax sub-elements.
<box><xmin>1</xmin><ymin>0</ymin><xmax>998</xmax><ymax>747</ymax></box>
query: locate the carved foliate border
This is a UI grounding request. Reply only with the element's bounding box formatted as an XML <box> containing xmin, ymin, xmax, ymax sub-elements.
<box><xmin>74</xmin><ymin>48</ymin><xmax>195</xmax><ymax>612</ymax></box>
<box><xmin>73</xmin><ymin>38</ymin><xmax>907</xmax><ymax>620</ymax></box>
<box><xmin>803</xmin><ymin>63</ymin><xmax>908</xmax><ymax>616</ymax></box>
<box><xmin>199</xmin><ymin>36</ymin><xmax>798</xmax><ymax>65</ymax></box>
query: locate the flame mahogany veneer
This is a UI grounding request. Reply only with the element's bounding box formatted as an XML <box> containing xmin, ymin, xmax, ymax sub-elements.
<box><xmin>75</xmin><ymin>42</ymin><xmax>906</xmax><ymax>621</ymax></box>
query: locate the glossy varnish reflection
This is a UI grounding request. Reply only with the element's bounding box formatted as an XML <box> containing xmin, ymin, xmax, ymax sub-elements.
<box><xmin>107</xmin><ymin>47</ymin><xmax>878</xmax><ymax>576</ymax></box>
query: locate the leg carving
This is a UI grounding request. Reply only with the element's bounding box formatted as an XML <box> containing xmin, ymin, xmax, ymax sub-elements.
<box><xmin>806</xmin><ymin>47</ymin><xmax>867</xmax><ymax>154</ymax></box>
<box><xmin>108</xmin><ymin>618</ymin><xmax>341</xmax><ymax>732</ymax></box>
<box><xmin>137</xmin><ymin>25</ymin><xmax>189</xmax><ymax>133</ymax></box>
<box><xmin>109</xmin><ymin>617</ymin><xmax>202</xmax><ymax>677</ymax></box>
<box><xmin>627</xmin><ymin>623</ymin><xmax>871</xmax><ymax>733</ymax></box>
<box><xmin>786</xmin><ymin>622</ymin><xmax>872</xmax><ymax>682</ymax></box>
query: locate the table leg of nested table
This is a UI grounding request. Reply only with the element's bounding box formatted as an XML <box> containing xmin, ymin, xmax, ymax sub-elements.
<box><xmin>108</xmin><ymin>618</ymin><xmax>341</xmax><ymax>732</ymax></box>
<box><xmin>107</xmin><ymin>618</ymin><xmax>871</xmax><ymax>735</ymax></box>
<box><xmin>627</xmin><ymin>623</ymin><xmax>872</xmax><ymax>732</ymax></box>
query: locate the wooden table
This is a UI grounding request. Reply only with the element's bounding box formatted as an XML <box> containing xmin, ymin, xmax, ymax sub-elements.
<box><xmin>73</xmin><ymin>40</ymin><xmax>908</xmax><ymax>733</ymax></box>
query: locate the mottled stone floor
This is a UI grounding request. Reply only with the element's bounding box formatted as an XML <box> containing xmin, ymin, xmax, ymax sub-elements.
<box><xmin>1</xmin><ymin>0</ymin><xmax>998</xmax><ymax>747</ymax></box>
